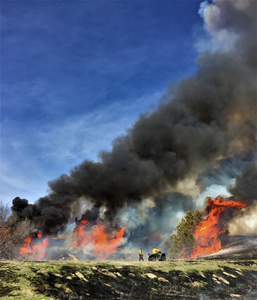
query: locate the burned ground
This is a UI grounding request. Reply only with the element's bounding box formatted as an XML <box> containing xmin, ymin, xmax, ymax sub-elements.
<box><xmin>1</xmin><ymin>251</ymin><xmax>257</xmax><ymax>300</ymax></box>
<box><xmin>0</xmin><ymin>262</ymin><xmax>20</xmax><ymax>298</ymax></box>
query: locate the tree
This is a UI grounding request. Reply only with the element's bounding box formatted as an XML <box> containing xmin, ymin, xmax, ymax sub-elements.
<box><xmin>0</xmin><ymin>201</ymin><xmax>31</xmax><ymax>259</ymax></box>
<box><xmin>0</xmin><ymin>201</ymin><xmax>10</xmax><ymax>223</ymax></box>
<box><xmin>193</xmin><ymin>209</ymin><xmax>204</xmax><ymax>227</ymax></box>
<box><xmin>168</xmin><ymin>209</ymin><xmax>203</xmax><ymax>259</ymax></box>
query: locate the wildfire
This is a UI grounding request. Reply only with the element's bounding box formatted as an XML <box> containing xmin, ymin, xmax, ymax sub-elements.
<box><xmin>72</xmin><ymin>221</ymin><xmax>125</xmax><ymax>260</ymax></box>
<box><xmin>71</xmin><ymin>220</ymin><xmax>89</xmax><ymax>249</ymax></box>
<box><xmin>20</xmin><ymin>231</ymin><xmax>49</xmax><ymax>261</ymax></box>
<box><xmin>92</xmin><ymin>223</ymin><xmax>125</xmax><ymax>260</ymax></box>
<box><xmin>0</xmin><ymin>227</ymin><xmax>13</xmax><ymax>239</ymax></box>
<box><xmin>190</xmin><ymin>197</ymin><xmax>248</xmax><ymax>258</ymax></box>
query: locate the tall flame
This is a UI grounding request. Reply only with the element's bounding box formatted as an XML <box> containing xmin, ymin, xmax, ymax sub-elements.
<box><xmin>72</xmin><ymin>221</ymin><xmax>125</xmax><ymax>260</ymax></box>
<box><xmin>20</xmin><ymin>231</ymin><xmax>49</xmax><ymax>261</ymax></box>
<box><xmin>71</xmin><ymin>220</ymin><xmax>89</xmax><ymax>249</ymax></box>
<box><xmin>190</xmin><ymin>197</ymin><xmax>248</xmax><ymax>258</ymax></box>
<box><xmin>92</xmin><ymin>223</ymin><xmax>125</xmax><ymax>260</ymax></box>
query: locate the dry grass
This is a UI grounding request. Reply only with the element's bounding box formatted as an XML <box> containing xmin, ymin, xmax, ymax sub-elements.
<box><xmin>0</xmin><ymin>258</ymin><xmax>257</xmax><ymax>299</ymax></box>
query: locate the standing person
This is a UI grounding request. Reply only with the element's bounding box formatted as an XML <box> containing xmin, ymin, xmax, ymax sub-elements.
<box><xmin>139</xmin><ymin>249</ymin><xmax>144</xmax><ymax>261</ymax></box>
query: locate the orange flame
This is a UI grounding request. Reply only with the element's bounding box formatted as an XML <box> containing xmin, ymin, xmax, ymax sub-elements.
<box><xmin>92</xmin><ymin>224</ymin><xmax>125</xmax><ymax>260</ymax></box>
<box><xmin>72</xmin><ymin>221</ymin><xmax>125</xmax><ymax>259</ymax></box>
<box><xmin>190</xmin><ymin>197</ymin><xmax>248</xmax><ymax>258</ymax></box>
<box><xmin>20</xmin><ymin>231</ymin><xmax>49</xmax><ymax>261</ymax></box>
<box><xmin>0</xmin><ymin>227</ymin><xmax>13</xmax><ymax>239</ymax></box>
<box><xmin>71</xmin><ymin>220</ymin><xmax>89</xmax><ymax>249</ymax></box>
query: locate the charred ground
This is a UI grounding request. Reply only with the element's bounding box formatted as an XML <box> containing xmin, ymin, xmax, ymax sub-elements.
<box><xmin>1</xmin><ymin>250</ymin><xmax>257</xmax><ymax>300</ymax></box>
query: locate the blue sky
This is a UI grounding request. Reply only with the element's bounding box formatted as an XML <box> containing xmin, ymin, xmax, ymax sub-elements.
<box><xmin>1</xmin><ymin>0</ymin><xmax>206</xmax><ymax>204</ymax></box>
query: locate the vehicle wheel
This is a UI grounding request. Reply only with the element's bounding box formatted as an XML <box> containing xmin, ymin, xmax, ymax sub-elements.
<box><xmin>161</xmin><ymin>254</ymin><xmax>166</xmax><ymax>261</ymax></box>
<box><xmin>149</xmin><ymin>256</ymin><xmax>156</xmax><ymax>261</ymax></box>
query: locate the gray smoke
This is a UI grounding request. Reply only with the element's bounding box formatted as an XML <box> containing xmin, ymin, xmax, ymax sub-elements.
<box><xmin>12</xmin><ymin>0</ymin><xmax>257</xmax><ymax>236</ymax></box>
<box><xmin>228</xmin><ymin>164</ymin><xmax>257</xmax><ymax>201</ymax></box>
<box><xmin>127</xmin><ymin>192</ymin><xmax>195</xmax><ymax>247</ymax></box>
<box><xmin>227</xmin><ymin>163</ymin><xmax>257</xmax><ymax>236</ymax></box>
<box><xmin>196</xmin><ymin>151</ymin><xmax>256</xmax><ymax>193</ymax></box>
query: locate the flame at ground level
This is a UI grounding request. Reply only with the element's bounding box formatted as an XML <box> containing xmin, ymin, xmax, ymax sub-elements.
<box><xmin>17</xmin><ymin>196</ymin><xmax>249</xmax><ymax>260</ymax></box>
<box><xmin>0</xmin><ymin>227</ymin><xmax>13</xmax><ymax>239</ymax></box>
<box><xmin>20</xmin><ymin>231</ymin><xmax>49</xmax><ymax>261</ymax></box>
<box><xmin>190</xmin><ymin>197</ymin><xmax>249</xmax><ymax>258</ymax></box>
<box><xmin>71</xmin><ymin>220</ymin><xmax>89</xmax><ymax>250</ymax></box>
<box><xmin>72</xmin><ymin>222</ymin><xmax>125</xmax><ymax>260</ymax></box>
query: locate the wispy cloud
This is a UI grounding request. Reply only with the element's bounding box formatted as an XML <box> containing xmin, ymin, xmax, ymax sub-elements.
<box><xmin>1</xmin><ymin>91</ymin><xmax>163</xmax><ymax>204</ymax></box>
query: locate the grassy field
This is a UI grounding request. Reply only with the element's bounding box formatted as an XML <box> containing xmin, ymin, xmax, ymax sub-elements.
<box><xmin>1</xmin><ymin>256</ymin><xmax>257</xmax><ymax>299</ymax></box>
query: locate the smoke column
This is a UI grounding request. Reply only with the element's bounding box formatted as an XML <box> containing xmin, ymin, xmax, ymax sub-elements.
<box><xmin>12</xmin><ymin>0</ymin><xmax>257</xmax><ymax>236</ymax></box>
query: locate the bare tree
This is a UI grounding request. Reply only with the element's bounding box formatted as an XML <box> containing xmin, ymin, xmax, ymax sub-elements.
<box><xmin>0</xmin><ymin>201</ymin><xmax>31</xmax><ymax>259</ymax></box>
<box><xmin>0</xmin><ymin>201</ymin><xmax>10</xmax><ymax>223</ymax></box>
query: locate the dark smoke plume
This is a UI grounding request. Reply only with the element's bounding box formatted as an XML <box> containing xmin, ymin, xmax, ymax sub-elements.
<box><xmin>80</xmin><ymin>206</ymin><xmax>100</xmax><ymax>226</ymax></box>
<box><xmin>228</xmin><ymin>164</ymin><xmax>257</xmax><ymax>201</ymax></box>
<box><xmin>12</xmin><ymin>0</ymin><xmax>257</xmax><ymax>235</ymax></box>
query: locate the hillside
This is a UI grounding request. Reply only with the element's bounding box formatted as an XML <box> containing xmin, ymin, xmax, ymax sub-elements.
<box><xmin>1</xmin><ymin>252</ymin><xmax>257</xmax><ymax>300</ymax></box>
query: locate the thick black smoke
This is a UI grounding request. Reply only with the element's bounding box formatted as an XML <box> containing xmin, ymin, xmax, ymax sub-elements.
<box><xmin>228</xmin><ymin>164</ymin><xmax>257</xmax><ymax>201</ymax></box>
<box><xmin>12</xmin><ymin>197</ymin><xmax>38</xmax><ymax>221</ymax></box>
<box><xmin>80</xmin><ymin>206</ymin><xmax>100</xmax><ymax>225</ymax></box>
<box><xmin>12</xmin><ymin>0</ymin><xmax>257</xmax><ymax>235</ymax></box>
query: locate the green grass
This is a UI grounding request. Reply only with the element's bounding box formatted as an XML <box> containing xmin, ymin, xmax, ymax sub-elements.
<box><xmin>1</xmin><ymin>259</ymin><xmax>256</xmax><ymax>299</ymax></box>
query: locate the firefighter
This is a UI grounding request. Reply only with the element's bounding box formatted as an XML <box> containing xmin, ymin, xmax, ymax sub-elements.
<box><xmin>152</xmin><ymin>247</ymin><xmax>161</xmax><ymax>254</ymax></box>
<box><xmin>139</xmin><ymin>249</ymin><xmax>144</xmax><ymax>261</ymax></box>
<box><xmin>153</xmin><ymin>247</ymin><xmax>161</xmax><ymax>260</ymax></box>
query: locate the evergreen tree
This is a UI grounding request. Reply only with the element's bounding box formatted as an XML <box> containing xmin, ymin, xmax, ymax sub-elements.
<box><xmin>168</xmin><ymin>209</ymin><xmax>203</xmax><ymax>258</ymax></box>
<box><xmin>193</xmin><ymin>209</ymin><xmax>204</xmax><ymax>228</ymax></box>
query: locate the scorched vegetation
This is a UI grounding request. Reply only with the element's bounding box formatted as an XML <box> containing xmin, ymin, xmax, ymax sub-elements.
<box><xmin>0</xmin><ymin>255</ymin><xmax>257</xmax><ymax>300</ymax></box>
